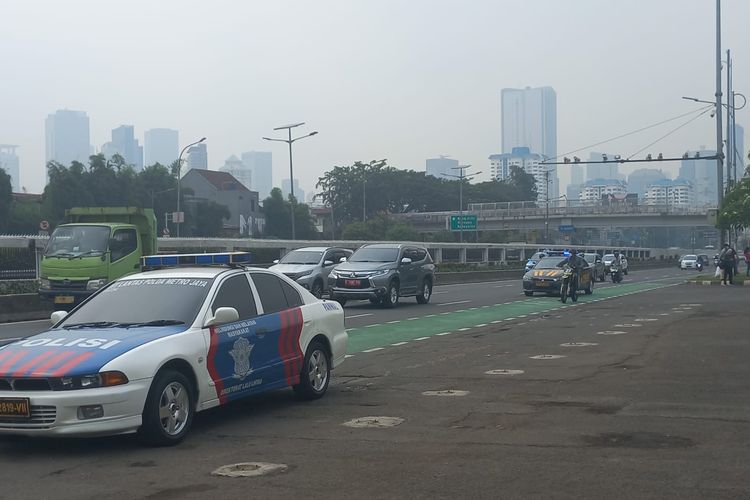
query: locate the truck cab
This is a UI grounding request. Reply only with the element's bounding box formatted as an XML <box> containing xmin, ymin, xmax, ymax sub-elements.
<box><xmin>39</xmin><ymin>207</ymin><xmax>157</xmax><ymax>308</ymax></box>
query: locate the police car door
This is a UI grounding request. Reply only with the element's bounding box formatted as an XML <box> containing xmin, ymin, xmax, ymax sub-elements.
<box><xmin>249</xmin><ymin>272</ymin><xmax>306</xmax><ymax>389</ymax></box>
<box><xmin>205</xmin><ymin>273</ymin><xmax>267</xmax><ymax>404</ymax></box>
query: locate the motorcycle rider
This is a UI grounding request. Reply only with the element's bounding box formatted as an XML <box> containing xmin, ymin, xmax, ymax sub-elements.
<box><xmin>564</xmin><ymin>250</ymin><xmax>586</xmax><ymax>293</ymax></box>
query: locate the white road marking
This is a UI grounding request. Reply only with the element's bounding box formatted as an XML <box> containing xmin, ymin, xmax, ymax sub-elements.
<box><xmin>345</xmin><ymin>354</ymin><xmax>355</xmax><ymax>358</ymax></box>
<box><xmin>597</xmin><ymin>330</ymin><xmax>627</xmax><ymax>335</ymax></box>
<box><xmin>438</xmin><ymin>300</ymin><xmax>471</xmax><ymax>306</ymax></box>
<box><xmin>362</xmin><ymin>347</ymin><xmax>384</xmax><ymax>353</ymax></box>
<box><xmin>387</xmin><ymin>320</ymin><xmax>401</xmax><ymax>324</ymax></box>
<box><xmin>406</xmin><ymin>317</ymin><xmax>419</xmax><ymax>321</ymax></box>
<box><xmin>485</xmin><ymin>369</ymin><xmax>524</xmax><ymax>375</ymax></box>
<box><xmin>491</xmin><ymin>320</ymin><xmax>504</xmax><ymax>324</ymax></box>
<box><xmin>425</xmin><ymin>314</ymin><xmax>437</xmax><ymax>318</ymax></box>
<box><xmin>414</xmin><ymin>336</ymin><xmax>430</xmax><ymax>341</ymax></box>
<box><xmin>390</xmin><ymin>342</ymin><xmax>408</xmax><ymax>346</ymax></box>
<box><xmin>346</xmin><ymin>313</ymin><xmax>374</xmax><ymax>319</ymax></box>
<box><xmin>474</xmin><ymin>324</ymin><xmax>488</xmax><ymax>327</ymax></box>
<box><xmin>561</xmin><ymin>342</ymin><xmax>598</xmax><ymax>347</ymax></box>
<box><xmin>365</xmin><ymin>324</ymin><xmax>380</xmax><ymax>328</ymax></box>
<box><xmin>457</xmin><ymin>327</ymin><xmax>471</xmax><ymax>331</ymax></box>
<box><xmin>1</xmin><ymin>337</ymin><xmax>23</xmax><ymax>342</ymax></box>
<box><xmin>436</xmin><ymin>332</ymin><xmax>452</xmax><ymax>336</ymax></box>
<box><xmin>422</xmin><ymin>390</ymin><xmax>469</xmax><ymax>396</ymax></box>
<box><xmin>530</xmin><ymin>354</ymin><xmax>567</xmax><ymax>360</ymax></box>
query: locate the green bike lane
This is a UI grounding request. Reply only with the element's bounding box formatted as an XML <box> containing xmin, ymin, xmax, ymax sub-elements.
<box><xmin>346</xmin><ymin>280</ymin><xmax>676</xmax><ymax>353</ymax></box>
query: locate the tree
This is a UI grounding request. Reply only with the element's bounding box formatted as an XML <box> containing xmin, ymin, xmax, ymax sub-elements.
<box><xmin>508</xmin><ymin>165</ymin><xmax>538</xmax><ymax>201</ymax></box>
<box><xmin>191</xmin><ymin>201</ymin><xmax>230</xmax><ymax>237</ymax></box>
<box><xmin>0</xmin><ymin>168</ymin><xmax>12</xmax><ymax>233</ymax></box>
<box><xmin>717</xmin><ymin>176</ymin><xmax>750</xmax><ymax>235</ymax></box>
<box><xmin>262</xmin><ymin>188</ymin><xmax>317</xmax><ymax>239</ymax></box>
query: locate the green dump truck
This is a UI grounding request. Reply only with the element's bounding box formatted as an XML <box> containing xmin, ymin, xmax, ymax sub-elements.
<box><xmin>39</xmin><ymin>207</ymin><xmax>157</xmax><ymax>307</ymax></box>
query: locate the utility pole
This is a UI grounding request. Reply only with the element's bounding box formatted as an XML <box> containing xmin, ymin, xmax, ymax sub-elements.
<box><xmin>447</xmin><ymin>165</ymin><xmax>481</xmax><ymax>243</ymax></box>
<box><xmin>715</xmin><ymin>0</ymin><xmax>725</xmax><ymax>245</ymax></box>
<box><xmin>544</xmin><ymin>169</ymin><xmax>551</xmax><ymax>243</ymax></box>
<box><xmin>726</xmin><ymin>49</ymin><xmax>732</xmax><ymax>187</ymax></box>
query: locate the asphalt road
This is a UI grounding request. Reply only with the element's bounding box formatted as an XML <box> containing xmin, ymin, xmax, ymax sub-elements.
<box><xmin>0</xmin><ymin>266</ymin><xmax>689</xmax><ymax>345</ymax></box>
<box><xmin>4</xmin><ymin>268</ymin><xmax>749</xmax><ymax>499</ymax></box>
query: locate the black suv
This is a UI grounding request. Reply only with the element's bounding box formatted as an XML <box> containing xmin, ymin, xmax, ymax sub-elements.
<box><xmin>328</xmin><ymin>243</ymin><xmax>435</xmax><ymax>307</ymax></box>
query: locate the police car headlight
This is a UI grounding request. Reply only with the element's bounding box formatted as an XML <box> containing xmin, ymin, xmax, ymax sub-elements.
<box><xmin>296</xmin><ymin>269</ymin><xmax>313</xmax><ymax>277</ymax></box>
<box><xmin>51</xmin><ymin>371</ymin><xmax>129</xmax><ymax>390</ymax></box>
<box><xmin>40</xmin><ymin>278</ymin><xmax>51</xmax><ymax>290</ymax></box>
<box><xmin>86</xmin><ymin>279</ymin><xmax>107</xmax><ymax>291</ymax></box>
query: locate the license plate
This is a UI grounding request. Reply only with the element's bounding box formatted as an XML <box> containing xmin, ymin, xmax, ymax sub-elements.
<box><xmin>54</xmin><ymin>295</ymin><xmax>75</xmax><ymax>304</ymax></box>
<box><xmin>536</xmin><ymin>281</ymin><xmax>551</xmax><ymax>287</ymax></box>
<box><xmin>344</xmin><ymin>279</ymin><xmax>361</xmax><ymax>287</ymax></box>
<box><xmin>0</xmin><ymin>398</ymin><xmax>31</xmax><ymax>419</ymax></box>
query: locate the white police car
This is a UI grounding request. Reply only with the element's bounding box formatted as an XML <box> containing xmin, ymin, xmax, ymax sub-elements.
<box><xmin>0</xmin><ymin>253</ymin><xmax>347</xmax><ymax>445</ymax></box>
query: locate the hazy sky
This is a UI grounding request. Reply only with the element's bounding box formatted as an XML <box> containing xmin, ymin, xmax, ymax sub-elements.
<box><xmin>2</xmin><ymin>0</ymin><xmax>749</xmax><ymax>195</ymax></box>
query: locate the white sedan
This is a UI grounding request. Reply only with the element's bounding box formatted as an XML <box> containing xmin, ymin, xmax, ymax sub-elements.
<box><xmin>0</xmin><ymin>253</ymin><xmax>347</xmax><ymax>445</ymax></box>
<box><xmin>679</xmin><ymin>255</ymin><xmax>699</xmax><ymax>269</ymax></box>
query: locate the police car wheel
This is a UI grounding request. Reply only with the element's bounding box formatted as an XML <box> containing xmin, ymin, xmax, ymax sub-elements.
<box><xmin>293</xmin><ymin>340</ymin><xmax>330</xmax><ymax>400</ymax></box>
<box><xmin>139</xmin><ymin>370</ymin><xmax>195</xmax><ymax>446</ymax></box>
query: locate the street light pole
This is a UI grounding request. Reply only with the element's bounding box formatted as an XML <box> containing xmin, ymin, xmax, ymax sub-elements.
<box><xmin>176</xmin><ymin>137</ymin><xmax>206</xmax><ymax>238</ymax></box>
<box><xmin>715</xmin><ymin>0</ymin><xmax>725</xmax><ymax>245</ymax></box>
<box><xmin>263</xmin><ymin>123</ymin><xmax>318</xmax><ymax>240</ymax></box>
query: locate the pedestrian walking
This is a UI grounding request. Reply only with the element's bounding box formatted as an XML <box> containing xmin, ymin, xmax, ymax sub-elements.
<box><xmin>744</xmin><ymin>246</ymin><xmax>750</xmax><ymax>277</ymax></box>
<box><xmin>718</xmin><ymin>243</ymin><xmax>737</xmax><ymax>285</ymax></box>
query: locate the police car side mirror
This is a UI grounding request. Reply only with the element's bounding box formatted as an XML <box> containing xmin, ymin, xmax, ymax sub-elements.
<box><xmin>205</xmin><ymin>307</ymin><xmax>239</xmax><ymax>327</ymax></box>
<box><xmin>51</xmin><ymin>310</ymin><xmax>68</xmax><ymax>325</ymax></box>
<box><xmin>273</xmin><ymin>259</ymin><xmax>279</xmax><ymax>264</ymax></box>
<box><xmin>324</xmin><ymin>260</ymin><xmax>334</xmax><ymax>266</ymax></box>
<box><xmin>339</xmin><ymin>257</ymin><xmax>347</xmax><ymax>263</ymax></box>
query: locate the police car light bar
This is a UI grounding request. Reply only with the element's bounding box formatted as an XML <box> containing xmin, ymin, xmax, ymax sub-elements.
<box><xmin>141</xmin><ymin>252</ymin><xmax>252</xmax><ymax>268</ymax></box>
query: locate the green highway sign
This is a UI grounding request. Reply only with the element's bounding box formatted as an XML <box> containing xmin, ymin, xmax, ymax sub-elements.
<box><xmin>449</xmin><ymin>214</ymin><xmax>477</xmax><ymax>231</ymax></box>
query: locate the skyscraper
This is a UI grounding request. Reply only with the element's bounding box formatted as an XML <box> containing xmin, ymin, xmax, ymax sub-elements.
<box><xmin>627</xmin><ymin>168</ymin><xmax>666</xmax><ymax>199</ymax></box>
<box><xmin>425</xmin><ymin>156</ymin><xmax>459</xmax><ymax>179</ymax></box>
<box><xmin>45</xmin><ymin>110</ymin><xmax>91</xmax><ymax>168</ymax></box>
<box><xmin>585</xmin><ymin>152</ymin><xmax>622</xmax><ymax>182</ymax></box>
<box><xmin>187</xmin><ymin>143</ymin><xmax>208</xmax><ymax>171</ymax></box>
<box><xmin>144</xmin><ymin>128</ymin><xmax>179</xmax><ymax>167</ymax></box>
<box><xmin>488</xmin><ymin>147</ymin><xmax>550</xmax><ymax>202</ymax></box>
<box><xmin>282</xmin><ymin>178</ymin><xmax>305</xmax><ymax>203</ymax></box>
<box><xmin>0</xmin><ymin>145</ymin><xmax>20</xmax><ymax>192</ymax></box>
<box><xmin>679</xmin><ymin>148</ymin><xmax>717</xmax><ymax>207</ymax></box>
<box><xmin>501</xmin><ymin>86</ymin><xmax>558</xmax><ymax>198</ymax></box>
<box><xmin>220</xmin><ymin>155</ymin><xmax>252</xmax><ymax>190</ymax></box>
<box><xmin>241</xmin><ymin>151</ymin><xmax>272</xmax><ymax>199</ymax></box>
<box><xmin>101</xmin><ymin>125</ymin><xmax>143</xmax><ymax>170</ymax></box>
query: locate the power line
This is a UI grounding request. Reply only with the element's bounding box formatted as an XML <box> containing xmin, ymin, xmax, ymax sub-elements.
<box><xmin>553</xmin><ymin>104</ymin><xmax>714</xmax><ymax>161</ymax></box>
<box><xmin>626</xmin><ymin>106</ymin><xmax>714</xmax><ymax>160</ymax></box>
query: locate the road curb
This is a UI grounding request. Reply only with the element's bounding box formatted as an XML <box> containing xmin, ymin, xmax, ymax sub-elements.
<box><xmin>685</xmin><ymin>280</ymin><xmax>750</xmax><ymax>286</ymax></box>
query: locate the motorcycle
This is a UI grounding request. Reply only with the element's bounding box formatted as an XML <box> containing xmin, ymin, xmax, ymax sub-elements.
<box><xmin>610</xmin><ymin>263</ymin><xmax>623</xmax><ymax>283</ymax></box>
<box><xmin>560</xmin><ymin>267</ymin><xmax>578</xmax><ymax>303</ymax></box>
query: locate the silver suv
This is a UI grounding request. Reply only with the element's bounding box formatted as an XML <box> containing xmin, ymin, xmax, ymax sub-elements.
<box><xmin>328</xmin><ymin>243</ymin><xmax>435</xmax><ymax>308</ymax></box>
<box><xmin>269</xmin><ymin>246</ymin><xmax>353</xmax><ymax>298</ymax></box>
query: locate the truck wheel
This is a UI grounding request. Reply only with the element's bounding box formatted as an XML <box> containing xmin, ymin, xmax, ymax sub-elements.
<box><xmin>138</xmin><ymin>370</ymin><xmax>195</xmax><ymax>447</ymax></box>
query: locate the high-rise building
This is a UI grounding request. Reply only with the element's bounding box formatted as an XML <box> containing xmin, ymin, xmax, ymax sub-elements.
<box><xmin>282</xmin><ymin>178</ymin><xmax>305</xmax><ymax>203</ymax></box>
<box><xmin>101</xmin><ymin>125</ymin><xmax>143</xmax><ymax>170</ymax></box>
<box><xmin>241</xmin><ymin>151</ymin><xmax>272</xmax><ymax>199</ymax></box>
<box><xmin>643</xmin><ymin>178</ymin><xmax>693</xmax><ymax>207</ymax></box>
<box><xmin>731</xmin><ymin>123</ymin><xmax>745</xmax><ymax>178</ymax></box>
<box><xmin>501</xmin><ymin>86</ymin><xmax>558</xmax><ymax>198</ymax></box>
<box><xmin>579</xmin><ymin>178</ymin><xmax>627</xmax><ymax>203</ymax></box>
<box><xmin>220</xmin><ymin>155</ymin><xmax>251</xmax><ymax>190</ymax></box>
<box><xmin>425</xmin><ymin>156</ymin><xmax>459</xmax><ymax>180</ymax></box>
<box><xmin>585</xmin><ymin>152</ymin><xmax>622</xmax><ymax>181</ymax></box>
<box><xmin>489</xmin><ymin>147</ymin><xmax>550</xmax><ymax>202</ymax></box>
<box><xmin>679</xmin><ymin>148</ymin><xmax>717</xmax><ymax>207</ymax></box>
<box><xmin>45</xmin><ymin>110</ymin><xmax>91</xmax><ymax>169</ymax></box>
<box><xmin>627</xmin><ymin>168</ymin><xmax>666</xmax><ymax>199</ymax></box>
<box><xmin>144</xmin><ymin>128</ymin><xmax>178</xmax><ymax>167</ymax></box>
<box><xmin>566</xmin><ymin>164</ymin><xmax>585</xmax><ymax>201</ymax></box>
<box><xmin>0</xmin><ymin>145</ymin><xmax>20</xmax><ymax>192</ymax></box>
<box><xmin>187</xmin><ymin>143</ymin><xmax>208</xmax><ymax>171</ymax></box>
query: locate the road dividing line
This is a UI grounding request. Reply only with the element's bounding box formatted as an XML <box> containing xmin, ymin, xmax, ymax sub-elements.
<box><xmin>436</xmin><ymin>332</ymin><xmax>452</xmax><ymax>336</ymax></box>
<box><xmin>474</xmin><ymin>324</ymin><xmax>488</xmax><ymax>327</ymax></box>
<box><xmin>362</xmin><ymin>347</ymin><xmax>385</xmax><ymax>353</ymax></box>
<box><xmin>438</xmin><ymin>300</ymin><xmax>471</xmax><ymax>306</ymax></box>
<box><xmin>387</xmin><ymin>320</ymin><xmax>401</xmax><ymax>324</ymax></box>
<box><xmin>457</xmin><ymin>327</ymin><xmax>471</xmax><ymax>331</ymax></box>
<box><xmin>347</xmin><ymin>313</ymin><xmax>374</xmax><ymax>319</ymax></box>
<box><xmin>414</xmin><ymin>337</ymin><xmax>430</xmax><ymax>341</ymax></box>
<box><xmin>390</xmin><ymin>342</ymin><xmax>408</xmax><ymax>346</ymax></box>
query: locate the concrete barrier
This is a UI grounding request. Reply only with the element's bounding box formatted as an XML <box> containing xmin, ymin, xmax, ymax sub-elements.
<box><xmin>0</xmin><ymin>294</ymin><xmax>53</xmax><ymax>323</ymax></box>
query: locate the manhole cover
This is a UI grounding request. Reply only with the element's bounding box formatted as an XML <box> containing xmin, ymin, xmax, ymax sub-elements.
<box><xmin>422</xmin><ymin>390</ymin><xmax>469</xmax><ymax>397</ymax></box>
<box><xmin>560</xmin><ymin>342</ymin><xmax>598</xmax><ymax>347</ymax></box>
<box><xmin>597</xmin><ymin>330</ymin><xmax>627</xmax><ymax>335</ymax></box>
<box><xmin>211</xmin><ymin>462</ymin><xmax>288</xmax><ymax>478</ymax></box>
<box><xmin>342</xmin><ymin>416</ymin><xmax>404</xmax><ymax>428</ymax></box>
<box><xmin>529</xmin><ymin>354</ymin><xmax>566</xmax><ymax>360</ymax></box>
<box><xmin>485</xmin><ymin>369</ymin><xmax>524</xmax><ymax>375</ymax></box>
<box><xmin>614</xmin><ymin>324</ymin><xmax>642</xmax><ymax>328</ymax></box>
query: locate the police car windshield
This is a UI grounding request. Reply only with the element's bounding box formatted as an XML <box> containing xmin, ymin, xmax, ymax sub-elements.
<box><xmin>59</xmin><ymin>277</ymin><xmax>214</xmax><ymax>328</ymax></box>
<box><xmin>534</xmin><ymin>257</ymin><xmax>568</xmax><ymax>269</ymax></box>
<box><xmin>279</xmin><ymin>250</ymin><xmax>323</xmax><ymax>265</ymax></box>
<box><xmin>349</xmin><ymin>247</ymin><xmax>399</xmax><ymax>262</ymax></box>
<box><xmin>45</xmin><ymin>225</ymin><xmax>110</xmax><ymax>258</ymax></box>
